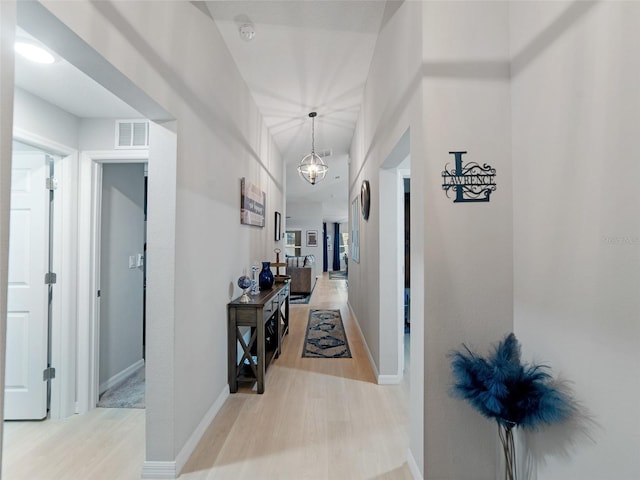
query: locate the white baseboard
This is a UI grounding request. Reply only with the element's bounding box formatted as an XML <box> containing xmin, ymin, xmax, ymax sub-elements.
<box><xmin>175</xmin><ymin>384</ymin><xmax>230</xmax><ymax>475</ymax></box>
<box><xmin>407</xmin><ymin>448</ymin><xmax>423</xmax><ymax>480</ymax></box>
<box><xmin>140</xmin><ymin>461</ymin><xmax>177</xmax><ymax>479</ymax></box>
<box><xmin>378</xmin><ymin>374</ymin><xmax>403</xmax><ymax>384</ymax></box>
<box><xmin>347</xmin><ymin>302</ymin><xmax>379</xmax><ymax>380</ymax></box>
<box><xmin>141</xmin><ymin>384</ymin><xmax>230</xmax><ymax>479</ymax></box>
<box><xmin>99</xmin><ymin>358</ymin><xmax>144</xmax><ymax>394</ymax></box>
<box><xmin>347</xmin><ymin>303</ymin><xmax>404</xmax><ymax>385</ymax></box>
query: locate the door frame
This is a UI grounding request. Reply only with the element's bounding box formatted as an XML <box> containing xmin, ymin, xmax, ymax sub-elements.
<box><xmin>12</xmin><ymin>127</ymin><xmax>77</xmax><ymax>419</ymax></box>
<box><xmin>378</xmin><ymin>129</ymin><xmax>411</xmax><ymax>384</ymax></box>
<box><xmin>76</xmin><ymin>150</ymin><xmax>148</xmax><ymax>414</ymax></box>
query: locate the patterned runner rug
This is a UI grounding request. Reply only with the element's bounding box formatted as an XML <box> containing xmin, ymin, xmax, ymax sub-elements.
<box><xmin>302</xmin><ymin>309</ymin><xmax>352</xmax><ymax>358</ymax></box>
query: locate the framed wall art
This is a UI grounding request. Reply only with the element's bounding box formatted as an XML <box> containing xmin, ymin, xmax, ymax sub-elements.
<box><xmin>306</xmin><ymin>230</ymin><xmax>318</xmax><ymax>247</ymax></box>
<box><xmin>240</xmin><ymin>177</ymin><xmax>265</xmax><ymax>227</ymax></box>
<box><xmin>351</xmin><ymin>197</ymin><xmax>360</xmax><ymax>263</ymax></box>
<box><xmin>274</xmin><ymin>211</ymin><xmax>282</xmax><ymax>241</ymax></box>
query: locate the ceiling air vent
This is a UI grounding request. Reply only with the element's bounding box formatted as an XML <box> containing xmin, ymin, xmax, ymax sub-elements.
<box><xmin>115</xmin><ymin>120</ymin><xmax>149</xmax><ymax>149</ymax></box>
<box><xmin>317</xmin><ymin>148</ymin><xmax>332</xmax><ymax>158</ymax></box>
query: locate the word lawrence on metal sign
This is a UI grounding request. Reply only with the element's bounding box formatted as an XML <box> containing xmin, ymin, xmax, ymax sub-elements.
<box><xmin>442</xmin><ymin>151</ymin><xmax>497</xmax><ymax>203</ymax></box>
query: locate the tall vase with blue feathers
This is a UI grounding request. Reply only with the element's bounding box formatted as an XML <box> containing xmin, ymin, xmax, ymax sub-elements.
<box><xmin>449</xmin><ymin>333</ymin><xmax>576</xmax><ymax>480</ymax></box>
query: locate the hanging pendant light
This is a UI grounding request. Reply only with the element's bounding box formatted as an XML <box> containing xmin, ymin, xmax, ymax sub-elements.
<box><xmin>298</xmin><ymin>112</ymin><xmax>328</xmax><ymax>185</ymax></box>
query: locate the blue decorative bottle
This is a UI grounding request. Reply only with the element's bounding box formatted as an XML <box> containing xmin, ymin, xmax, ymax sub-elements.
<box><xmin>258</xmin><ymin>262</ymin><xmax>274</xmax><ymax>290</ymax></box>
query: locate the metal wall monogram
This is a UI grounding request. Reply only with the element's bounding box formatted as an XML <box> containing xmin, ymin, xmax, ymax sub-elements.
<box><xmin>442</xmin><ymin>151</ymin><xmax>496</xmax><ymax>203</ymax></box>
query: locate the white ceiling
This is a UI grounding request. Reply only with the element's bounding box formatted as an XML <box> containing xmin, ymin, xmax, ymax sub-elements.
<box><xmin>204</xmin><ymin>1</ymin><xmax>388</xmax><ymax>223</ymax></box>
<box><xmin>14</xmin><ymin>27</ymin><xmax>141</xmax><ymax>119</ymax></box>
<box><xmin>14</xmin><ymin>2</ymin><xmax>392</xmax><ymax>224</ymax></box>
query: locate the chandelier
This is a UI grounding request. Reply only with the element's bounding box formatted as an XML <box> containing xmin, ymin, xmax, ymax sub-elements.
<box><xmin>298</xmin><ymin>112</ymin><xmax>328</xmax><ymax>185</ymax></box>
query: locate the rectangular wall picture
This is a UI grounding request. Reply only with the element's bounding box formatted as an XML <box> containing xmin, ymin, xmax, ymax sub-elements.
<box><xmin>306</xmin><ymin>230</ymin><xmax>318</xmax><ymax>247</ymax></box>
<box><xmin>274</xmin><ymin>211</ymin><xmax>282</xmax><ymax>241</ymax></box>
<box><xmin>240</xmin><ymin>177</ymin><xmax>265</xmax><ymax>227</ymax></box>
<box><xmin>351</xmin><ymin>197</ymin><xmax>360</xmax><ymax>263</ymax></box>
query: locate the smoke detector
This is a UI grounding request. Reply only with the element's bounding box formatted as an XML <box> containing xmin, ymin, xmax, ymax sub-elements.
<box><xmin>239</xmin><ymin>24</ymin><xmax>255</xmax><ymax>42</ymax></box>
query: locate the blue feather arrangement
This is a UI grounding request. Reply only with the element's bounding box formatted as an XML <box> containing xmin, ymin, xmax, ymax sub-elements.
<box><xmin>449</xmin><ymin>333</ymin><xmax>575</xmax><ymax>480</ymax></box>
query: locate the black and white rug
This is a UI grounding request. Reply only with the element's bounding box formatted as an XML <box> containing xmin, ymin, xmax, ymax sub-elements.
<box><xmin>329</xmin><ymin>270</ymin><xmax>347</xmax><ymax>280</ymax></box>
<box><xmin>98</xmin><ymin>366</ymin><xmax>145</xmax><ymax>409</ymax></box>
<box><xmin>302</xmin><ymin>309</ymin><xmax>352</xmax><ymax>358</ymax></box>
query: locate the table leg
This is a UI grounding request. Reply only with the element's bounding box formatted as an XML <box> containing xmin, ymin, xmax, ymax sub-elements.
<box><xmin>228</xmin><ymin>308</ymin><xmax>238</xmax><ymax>393</ymax></box>
<box><xmin>256</xmin><ymin>307</ymin><xmax>265</xmax><ymax>394</ymax></box>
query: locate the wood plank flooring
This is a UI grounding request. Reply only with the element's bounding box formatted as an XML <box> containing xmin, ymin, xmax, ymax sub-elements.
<box><xmin>2</xmin><ymin>273</ymin><xmax>411</xmax><ymax>479</ymax></box>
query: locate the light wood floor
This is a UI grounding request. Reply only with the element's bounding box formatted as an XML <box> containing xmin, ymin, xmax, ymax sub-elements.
<box><xmin>3</xmin><ymin>273</ymin><xmax>411</xmax><ymax>479</ymax></box>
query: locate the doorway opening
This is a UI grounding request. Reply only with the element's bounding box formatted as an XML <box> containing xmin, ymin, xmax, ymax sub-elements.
<box><xmin>403</xmin><ymin>175</ymin><xmax>411</xmax><ymax>376</ymax></box>
<box><xmin>379</xmin><ymin>128</ymin><xmax>410</xmax><ymax>384</ymax></box>
<box><xmin>95</xmin><ymin>162</ymin><xmax>147</xmax><ymax>409</ymax></box>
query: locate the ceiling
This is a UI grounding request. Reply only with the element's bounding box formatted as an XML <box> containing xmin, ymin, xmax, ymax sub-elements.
<box><xmin>14</xmin><ymin>2</ymin><xmax>395</xmax><ymax>224</ymax></box>
<box><xmin>204</xmin><ymin>1</ymin><xmax>391</xmax><ymax>224</ymax></box>
<box><xmin>14</xmin><ymin>27</ymin><xmax>141</xmax><ymax>119</ymax></box>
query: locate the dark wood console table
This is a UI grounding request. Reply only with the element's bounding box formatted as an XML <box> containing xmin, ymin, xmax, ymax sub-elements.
<box><xmin>228</xmin><ymin>281</ymin><xmax>289</xmax><ymax>394</ymax></box>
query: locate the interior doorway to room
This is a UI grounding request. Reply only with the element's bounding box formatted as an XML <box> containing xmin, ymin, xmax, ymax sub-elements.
<box><xmin>4</xmin><ymin>141</ymin><xmax>61</xmax><ymax>421</ymax></box>
<box><xmin>403</xmin><ymin>176</ymin><xmax>411</xmax><ymax>372</ymax></box>
<box><xmin>379</xmin><ymin>128</ymin><xmax>410</xmax><ymax>383</ymax></box>
<box><xmin>95</xmin><ymin>162</ymin><xmax>147</xmax><ymax>409</ymax></box>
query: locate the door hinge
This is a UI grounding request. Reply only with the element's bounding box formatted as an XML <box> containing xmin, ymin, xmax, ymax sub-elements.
<box><xmin>45</xmin><ymin>178</ymin><xmax>58</xmax><ymax>190</ymax></box>
<box><xmin>45</xmin><ymin>272</ymin><xmax>57</xmax><ymax>284</ymax></box>
<box><xmin>43</xmin><ymin>367</ymin><xmax>56</xmax><ymax>381</ymax></box>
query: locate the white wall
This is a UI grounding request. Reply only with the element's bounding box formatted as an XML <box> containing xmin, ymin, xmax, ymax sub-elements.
<box><xmin>511</xmin><ymin>2</ymin><xmax>640</xmax><ymax>479</ymax></box>
<box><xmin>421</xmin><ymin>4</ymin><xmax>512</xmax><ymax>478</ymax></box>
<box><xmin>0</xmin><ymin>0</ymin><xmax>17</xmax><ymax>463</ymax></box>
<box><xmin>14</xmin><ymin>88</ymin><xmax>79</xmax><ymax>148</ymax></box>
<box><xmin>35</xmin><ymin>2</ymin><xmax>285</xmax><ymax>473</ymax></box>
<box><xmin>351</xmin><ymin>1</ymin><xmax>513</xmax><ymax>478</ymax></box>
<box><xmin>349</xmin><ymin>0</ymin><xmax>426</xmax><ymax>473</ymax></box>
<box><xmin>78</xmin><ymin>118</ymin><xmax>119</xmax><ymax>151</ymax></box>
<box><xmin>285</xmin><ymin>200</ymin><xmax>323</xmax><ymax>275</ymax></box>
<box><xmin>99</xmin><ymin>163</ymin><xmax>145</xmax><ymax>388</ymax></box>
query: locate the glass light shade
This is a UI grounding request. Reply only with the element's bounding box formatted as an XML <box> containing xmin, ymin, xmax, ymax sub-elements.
<box><xmin>298</xmin><ymin>152</ymin><xmax>328</xmax><ymax>185</ymax></box>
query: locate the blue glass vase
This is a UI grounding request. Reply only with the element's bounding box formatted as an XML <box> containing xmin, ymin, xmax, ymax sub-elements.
<box><xmin>258</xmin><ymin>261</ymin><xmax>274</xmax><ymax>290</ymax></box>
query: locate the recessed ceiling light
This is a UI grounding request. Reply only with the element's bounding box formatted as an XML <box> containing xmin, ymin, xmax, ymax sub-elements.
<box><xmin>15</xmin><ymin>41</ymin><xmax>55</xmax><ymax>64</ymax></box>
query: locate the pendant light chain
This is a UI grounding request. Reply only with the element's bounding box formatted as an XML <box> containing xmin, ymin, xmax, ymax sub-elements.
<box><xmin>311</xmin><ymin>114</ymin><xmax>316</xmax><ymax>154</ymax></box>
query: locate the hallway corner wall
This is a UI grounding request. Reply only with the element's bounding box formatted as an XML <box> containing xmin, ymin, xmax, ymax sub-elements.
<box><xmin>511</xmin><ymin>2</ymin><xmax>640</xmax><ymax>478</ymax></box>
<box><xmin>419</xmin><ymin>3</ymin><xmax>513</xmax><ymax>479</ymax></box>
<box><xmin>351</xmin><ymin>1</ymin><xmax>513</xmax><ymax>478</ymax></box>
<box><xmin>349</xmin><ymin>0</ymin><xmax>426</xmax><ymax>474</ymax></box>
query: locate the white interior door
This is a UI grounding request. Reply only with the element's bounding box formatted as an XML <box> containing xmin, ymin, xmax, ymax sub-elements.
<box><xmin>4</xmin><ymin>151</ymin><xmax>49</xmax><ymax>420</ymax></box>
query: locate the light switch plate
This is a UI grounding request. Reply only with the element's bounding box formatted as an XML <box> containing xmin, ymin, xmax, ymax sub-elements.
<box><xmin>129</xmin><ymin>255</ymin><xmax>136</xmax><ymax>269</ymax></box>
